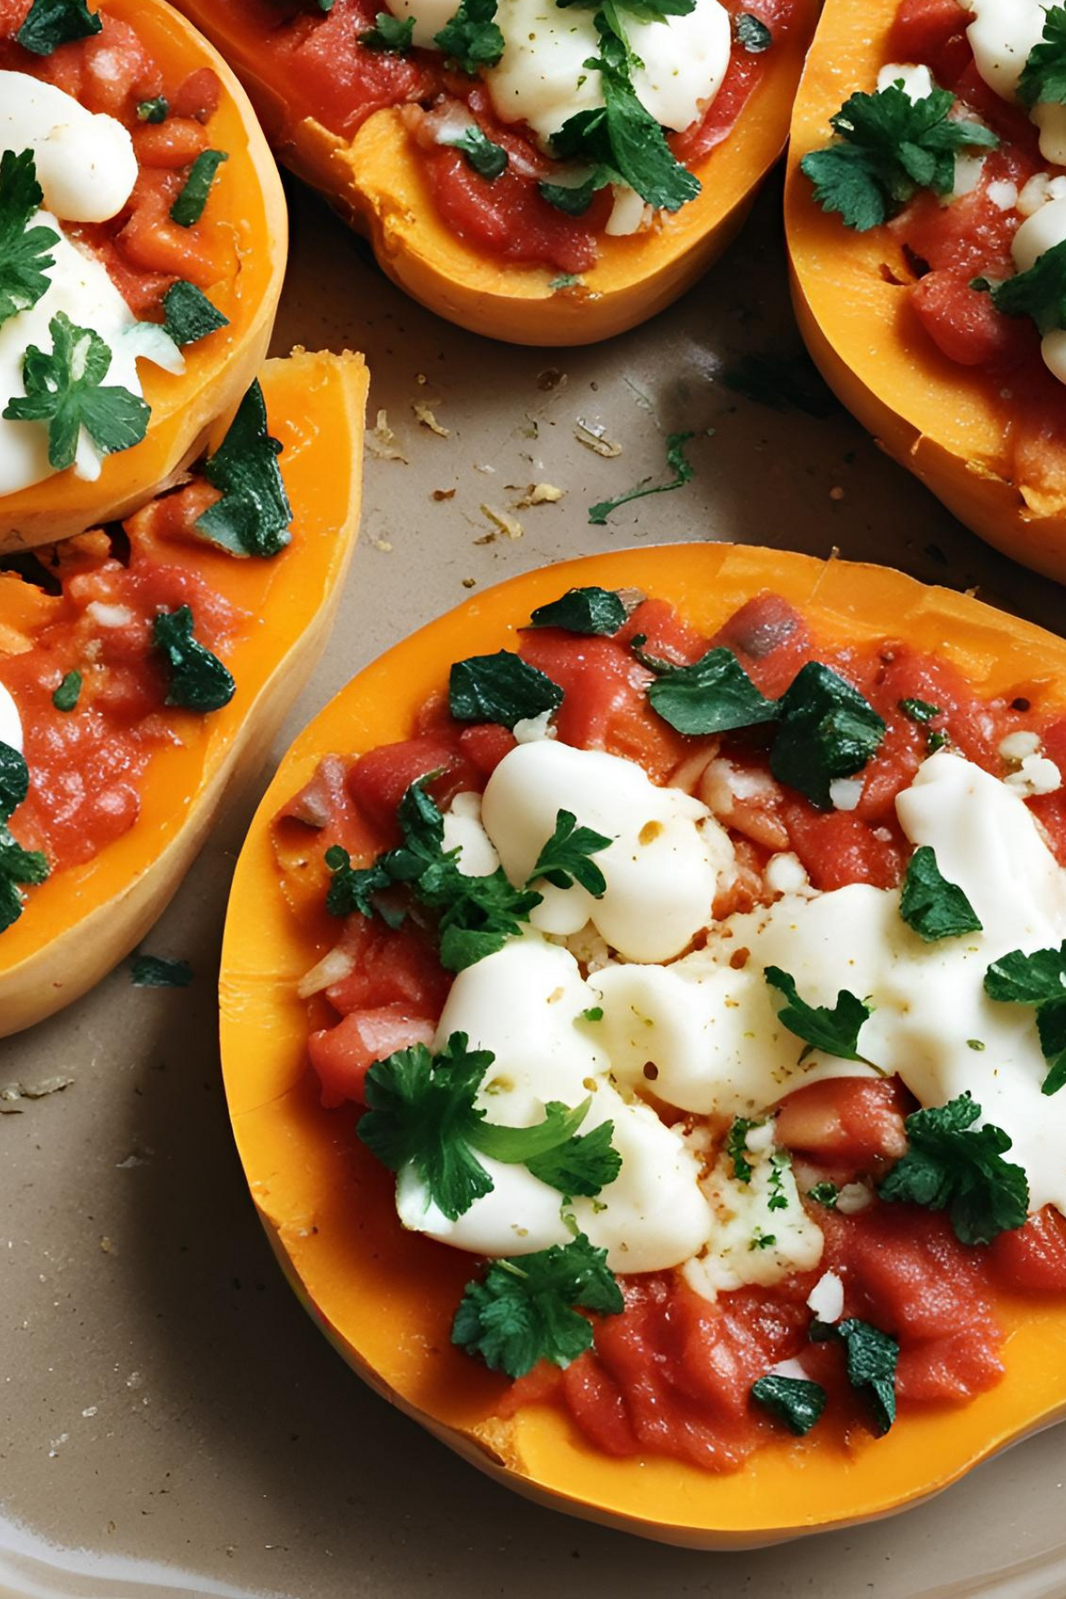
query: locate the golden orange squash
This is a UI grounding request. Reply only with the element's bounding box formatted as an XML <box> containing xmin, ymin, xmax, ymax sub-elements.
<box><xmin>220</xmin><ymin>542</ymin><xmax>1066</xmax><ymax>1548</ymax></box>
<box><xmin>169</xmin><ymin>0</ymin><xmax>818</xmax><ymax>346</ymax></box>
<box><xmin>785</xmin><ymin>0</ymin><xmax>1066</xmax><ymax>585</ymax></box>
<box><xmin>0</xmin><ymin>0</ymin><xmax>287</xmax><ymax>553</ymax></box>
<box><xmin>0</xmin><ymin>348</ymin><xmax>368</xmax><ymax>1036</ymax></box>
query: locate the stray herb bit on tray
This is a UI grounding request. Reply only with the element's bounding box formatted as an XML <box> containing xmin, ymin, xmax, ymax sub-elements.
<box><xmin>588</xmin><ymin>431</ymin><xmax>696</xmax><ymax>524</ymax></box>
<box><xmin>130</xmin><ymin>955</ymin><xmax>194</xmax><ymax>988</ymax></box>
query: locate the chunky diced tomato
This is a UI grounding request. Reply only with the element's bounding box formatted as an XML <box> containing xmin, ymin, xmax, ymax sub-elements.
<box><xmin>776</xmin><ymin>1078</ymin><xmax>911</xmax><ymax>1168</ymax></box>
<box><xmin>307</xmin><ymin>1005</ymin><xmax>436</xmax><ymax>1108</ymax></box>
<box><xmin>324</xmin><ymin>920</ymin><xmax>451</xmax><ymax>1018</ymax></box>
<box><xmin>781</xmin><ymin>804</ymin><xmax>905</xmax><ymax>890</ymax></box>
<box><xmin>346</xmin><ymin>734</ymin><xmax>482</xmax><ymax>840</ymax></box>
<box><xmin>619</xmin><ymin>597</ymin><xmax>708</xmax><ymax>666</ymax></box>
<box><xmin>909</xmin><ymin>270</ymin><xmax>1036</xmax><ymax>372</ymax></box>
<box><xmin>709</xmin><ymin>594</ymin><xmax>814</xmax><ymax>700</ymax></box>
<box><xmin>988</xmin><ymin>1207</ymin><xmax>1066</xmax><ymax>1292</ymax></box>
<box><xmin>458</xmin><ymin>723</ymin><xmax>517</xmax><ymax>776</ymax></box>
<box><xmin>889</xmin><ymin>0</ymin><xmax>972</xmax><ymax>86</ymax></box>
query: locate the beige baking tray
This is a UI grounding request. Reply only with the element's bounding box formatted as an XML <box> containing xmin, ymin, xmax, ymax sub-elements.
<box><xmin>3</xmin><ymin>177</ymin><xmax>1066</xmax><ymax>1599</ymax></box>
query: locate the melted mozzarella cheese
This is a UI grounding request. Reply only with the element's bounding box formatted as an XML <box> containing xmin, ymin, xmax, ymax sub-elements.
<box><xmin>441</xmin><ymin>790</ymin><xmax>501</xmax><ymax>877</ymax></box>
<box><xmin>0</xmin><ymin>682</ymin><xmax>23</xmax><ymax>754</ymax></box>
<box><xmin>965</xmin><ymin>1</ymin><xmax>1066</xmax><ymax>166</ymax></box>
<box><xmin>0</xmin><ymin>72</ymin><xmax>137</xmax><ymax>223</ymax></box>
<box><xmin>682</xmin><ymin>1146</ymin><xmax>823</xmax><ymax>1298</ymax></box>
<box><xmin>481</xmin><ymin>739</ymin><xmax>734</xmax><ymax>962</ymax></box>
<box><xmin>1012</xmin><ymin>197</ymin><xmax>1066</xmax><ymax>387</ymax></box>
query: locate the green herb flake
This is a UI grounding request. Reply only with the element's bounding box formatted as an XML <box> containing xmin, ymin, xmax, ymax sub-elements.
<box><xmin>3</xmin><ymin>312</ymin><xmax>149</xmax><ymax>471</ymax></box>
<box><xmin>530</xmin><ymin>585</ymin><xmax>627</xmax><ymax>636</ymax></box>
<box><xmin>361</xmin><ymin>9</ymin><xmax>415</xmax><ymax>49</ymax></box>
<box><xmin>530</xmin><ymin>809</ymin><xmax>611</xmax><ymax>895</ymax></box>
<box><xmin>968</xmin><ymin>1038</ymin><xmax>986</xmax><ymax>1052</ymax></box>
<box><xmin>195</xmin><ymin>380</ymin><xmax>291</xmax><ymax>557</ymax></box>
<box><xmin>807</xmin><ymin>1180</ymin><xmax>840</xmax><ymax>1208</ymax></box>
<box><xmin>770</xmin><ymin>660</ymin><xmax>886</xmax><ymax>810</ymax></box>
<box><xmin>765</xmin><ymin>965</ymin><xmax>873</xmax><ymax>1064</ymax></box>
<box><xmin>170</xmin><ymin>150</ymin><xmax>229</xmax><ymax>228</ymax></box>
<box><xmin>976</xmin><ymin>237</ymin><xmax>1066</xmax><ymax>336</ymax></box>
<box><xmin>899</xmin><ymin>697</ymin><xmax>942</xmax><ymax>724</ymax></box>
<box><xmin>811</xmin><ymin>1316</ymin><xmax>899</xmax><ymax>1434</ymax></box>
<box><xmin>136</xmin><ymin>96</ymin><xmax>169</xmax><ymax>123</ymax></box>
<box><xmin>638</xmin><ymin>643</ymin><xmax>778</xmax><ymax>736</ymax></box>
<box><xmin>751</xmin><ymin>1374</ymin><xmax>826</xmax><ymax>1435</ymax></box>
<box><xmin>434</xmin><ymin>0</ymin><xmax>504</xmax><ymax>72</ymax></box>
<box><xmin>0</xmin><ymin>740</ymin><xmax>50</xmax><ymax>934</ymax></box>
<box><xmin>549</xmin><ymin>272</ymin><xmax>583</xmax><ymax>291</ymax></box>
<box><xmin>726</xmin><ymin>1117</ymin><xmax>761</xmax><ymax>1183</ymax></box>
<box><xmin>17</xmin><ymin>0</ymin><xmax>101</xmax><ymax>54</ymax></box>
<box><xmin>130</xmin><ymin>954</ymin><xmax>193</xmax><ymax>988</ymax></box>
<box><xmin>984</xmin><ymin>943</ymin><xmax>1066</xmax><ymax>1094</ymax></box>
<box><xmin>449</xmin><ymin>649</ymin><xmax>563</xmax><ymax>729</ymax></box>
<box><xmin>734</xmin><ymin>11</ymin><xmax>771</xmax><ymax>52</ymax></box>
<box><xmin>767</xmin><ymin>1149</ymin><xmax>791</xmax><ymax>1211</ymax></box>
<box><xmin>581</xmin><ymin>1005</ymin><xmax>604</xmax><ymax>1022</ymax></box>
<box><xmin>877</xmin><ymin>1092</ymin><xmax>1029</xmax><ymax>1245</ymax></box>
<box><xmin>927</xmin><ymin>728</ymin><xmax>951</xmax><ymax>753</ymax></box>
<box><xmin>899</xmin><ymin>845</ymin><xmax>983</xmax><ymax>943</ymax></box>
<box><xmin>1018</xmin><ymin>4</ymin><xmax>1066</xmax><ymax>108</ymax></box>
<box><xmin>540</xmin><ymin>168</ymin><xmax>613</xmax><ymax>216</ymax></box>
<box><xmin>749</xmin><ymin>1228</ymin><xmax>776</xmax><ymax>1251</ymax></box>
<box><xmin>162</xmin><ymin>280</ymin><xmax>229</xmax><ymax>347</ymax></box>
<box><xmin>443</xmin><ymin>125</ymin><xmax>509</xmax><ymax>178</ymax></box>
<box><xmin>151</xmin><ymin>605</ymin><xmax>235</xmax><ymax>713</ymax></box>
<box><xmin>0</xmin><ymin>150</ymin><xmax>58</xmax><ymax>332</ymax></box>
<box><xmin>51</xmin><ymin>670</ymin><xmax>81</xmax><ymax>712</ymax></box>
<box><xmin>588</xmin><ymin>430</ymin><xmax>695</xmax><ymax>525</ymax></box>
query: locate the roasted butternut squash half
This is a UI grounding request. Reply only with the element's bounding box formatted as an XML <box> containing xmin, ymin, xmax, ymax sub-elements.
<box><xmin>169</xmin><ymin>0</ymin><xmax>817</xmax><ymax>345</ymax></box>
<box><xmin>0</xmin><ymin>0</ymin><xmax>286</xmax><ymax>552</ymax></box>
<box><xmin>220</xmin><ymin>542</ymin><xmax>1066</xmax><ymax>1547</ymax></box>
<box><xmin>787</xmin><ymin>0</ymin><xmax>1066</xmax><ymax>583</ymax></box>
<box><xmin>0</xmin><ymin>347</ymin><xmax>367</xmax><ymax>1037</ymax></box>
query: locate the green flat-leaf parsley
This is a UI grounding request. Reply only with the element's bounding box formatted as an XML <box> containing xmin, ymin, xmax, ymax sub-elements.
<box><xmin>529</xmin><ymin>586</ymin><xmax>628</xmax><ymax>636</ymax></box>
<box><xmin>51</xmin><ymin>670</ymin><xmax>81</xmax><ymax>712</ymax></box>
<box><xmin>1018</xmin><ymin>5</ymin><xmax>1066</xmax><ymax>108</ymax></box>
<box><xmin>530</xmin><ymin>809</ymin><xmax>611</xmax><ymax>895</ymax></box>
<box><xmin>449</xmin><ymin>649</ymin><xmax>563</xmax><ymax>728</ymax></box>
<box><xmin>3</xmin><ymin>312</ymin><xmax>150</xmax><ymax>471</ymax></box>
<box><xmin>771</xmin><ymin>661</ymin><xmax>886</xmax><ymax>809</ymax></box>
<box><xmin>0</xmin><ymin>150</ymin><xmax>58</xmax><ymax>332</ymax></box>
<box><xmin>878</xmin><ymin>1092</ymin><xmax>1029</xmax><ymax>1245</ymax></box>
<box><xmin>0</xmin><ymin>741</ymin><xmax>49</xmax><ymax>934</ymax></box>
<box><xmin>765</xmin><ymin>965</ymin><xmax>873</xmax><ymax>1064</ymax></box>
<box><xmin>899</xmin><ymin>845</ymin><xmax>982</xmax><ymax>942</ymax></box>
<box><xmin>170</xmin><ymin>150</ymin><xmax>229</xmax><ymax>228</ymax></box>
<box><xmin>588</xmin><ymin>431</ymin><xmax>696</xmax><ymax>525</ymax></box>
<box><xmin>810</xmin><ymin>1317</ymin><xmax>898</xmax><ymax>1435</ymax></box>
<box><xmin>984</xmin><ymin>941</ymin><xmax>1066</xmax><ymax>1095</ymax></box>
<box><xmin>442</xmin><ymin>126</ymin><xmax>509</xmax><ymax>179</ymax></box>
<box><xmin>434</xmin><ymin>0</ymin><xmax>504</xmax><ymax>72</ymax></box>
<box><xmin>634</xmin><ymin>643</ymin><xmax>778</xmax><ymax>736</ymax></box>
<box><xmin>162</xmin><ymin>281</ymin><xmax>230</xmax><ymax>347</ymax></box>
<box><xmin>361</xmin><ymin>9</ymin><xmax>415</xmax><ymax>50</ymax></box>
<box><xmin>151</xmin><ymin>606</ymin><xmax>236</xmax><ymax>713</ymax></box>
<box><xmin>195</xmin><ymin>380</ymin><xmax>292</xmax><ymax>557</ymax></box>
<box><xmin>751</xmin><ymin>1374</ymin><xmax>826</xmax><ymax>1435</ymax></box>
<box><xmin>17</xmin><ymin>0</ymin><xmax>101</xmax><ymax>54</ymax></box>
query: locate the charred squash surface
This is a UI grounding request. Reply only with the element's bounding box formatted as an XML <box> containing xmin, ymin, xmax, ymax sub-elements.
<box><xmin>219</xmin><ymin>543</ymin><xmax>1066</xmax><ymax>1548</ymax></box>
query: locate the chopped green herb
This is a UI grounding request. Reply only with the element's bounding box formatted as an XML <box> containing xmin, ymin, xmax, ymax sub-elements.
<box><xmin>984</xmin><ymin>942</ymin><xmax>1066</xmax><ymax>1095</ymax></box>
<box><xmin>449</xmin><ymin>649</ymin><xmax>563</xmax><ymax>729</ymax></box>
<box><xmin>434</xmin><ymin>0</ymin><xmax>504</xmax><ymax>72</ymax></box>
<box><xmin>453</xmin><ymin>1232</ymin><xmax>623</xmax><ymax>1377</ymax></box>
<box><xmin>170</xmin><ymin>150</ymin><xmax>229</xmax><ymax>227</ymax></box>
<box><xmin>899</xmin><ymin>845</ymin><xmax>982</xmax><ymax>942</ymax></box>
<box><xmin>749</xmin><ymin>1228</ymin><xmax>776</xmax><ymax>1250</ymax></box>
<box><xmin>361</xmin><ymin>9</ymin><xmax>415</xmax><ymax>49</ymax></box>
<box><xmin>725</xmin><ymin>1116</ymin><xmax>761</xmax><ymax>1183</ymax></box>
<box><xmin>0</xmin><ymin>741</ymin><xmax>49</xmax><ymax>934</ymax></box>
<box><xmin>636</xmin><ymin>644</ymin><xmax>778</xmax><ymax>736</ymax></box>
<box><xmin>807</xmin><ymin>1180</ymin><xmax>840</xmax><ymax>1208</ymax></box>
<box><xmin>767</xmin><ymin>1149</ymin><xmax>791</xmax><ymax>1211</ymax></box>
<box><xmin>588</xmin><ymin>430</ymin><xmax>695</xmax><ymax>525</ymax></box>
<box><xmin>443</xmin><ymin>125</ymin><xmax>509</xmax><ymax>178</ymax></box>
<box><xmin>899</xmin><ymin>697</ymin><xmax>941</xmax><ymax>724</ymax></box>
<box><xmin>151</xmin><ymin>605</ymin><xmax>235</xmax><ymax>713</ymax></box>
<box><xmin>130</xmin><ymin>954</ymin><xmax>193</xmax><ymax>988</ymax></box>
<box><xmin>976</xmin><ymin>238</ymin><xmax>1066</xmax><ymax>336</ymax></box>
<box><xmin>530</xmin><ymin>809</ymin><xmax>611</xmax><ymax>895</ymax></box>
<box><xmin>51</xmin><ymin>670</ymin><xmax>81</xmax><ymax>712</ymax></box>
<box><xmin>162</xmin><ymin>281</ymin><xmax>229</xmax><ymax>347</ymax></box>
<box><xmin>765</xmin><ymin>965</ymin><xmax>873</xmax><ymax>1065</ymax></box>
<box><xmin>967</xmin><ymin>1039</ymin><xmax>986</xmax><ymax>1051</ymax></box>
<box><xmin>195</xmin><ymin>380</ymin><xmax>291</xmax><ymax>557</ymax></box>
<box><xmin>0</xmin><ymin>150</ymin><xmax>58</xmax><ymax>332</ymax></box>
<box><xmin>17</xmin><ymin>0</ymin><xmax>101</xmax><ymax>54</ymax></box>
<box><xmin>549</xmin><ymin>273</ymin><xmax>583</xmax><ymax>291</ymax></box>
<box><xmin>733</xmin><ymin>11</ymin><xmax>771</xmax><ymax>51</ymax></box>
<box><xmin>581</xmin><ymin>1005</ymin><xmax>604</xmax><ymax>1022</ymax></box>
<box><xmin>927</xmin><ymin>728</ymin><xmax>950</xmax><ymax>753</ymax></box>
<box><xmin>136</xmin><ymin>96</ymin><xmax>169</xmax><ymax>123</ymax></box>
<box><xmin>751</xmin><ymin>1374</ymin><xmax>826</xmax><ymax>1435</ymax></box>
<box><xmin>801</xmin><ymin>80</ymin><xmax>997</xmax><ymax>232</ymax></box>
<box><xmin>3</xmin><ymin>312</ymin><xmax>149</xmax><ymax>471</ymax></box>
<box><xmin>530</xmin><ymin>586</ymin><xmax>627</xmax><ymax>636</ymax></box>
<box><xmin>539</xmin><ymin>168</ymin><xmax>613</xmax><ymax>216</ymax></box>
<box><xmin>525</xmin><ymin>1117</ymin><xmax>622</xmax><ymax>1200</ymax></box>
<box><xmin>1018</xmin><ymin>5</ymin><xmax>1066</xmax><ymax>108</ymax></box>
<box><xmin>878</xmin><ymin>1092</ymin><xmax>1029</xmax><ymax>1245</ymax></box>
<box><xmin>811</xmin><ymin>1317</ymin><xmax>898</xmax><ymax>1434</ymax></box>
<box><xmin>771</xmin><ymin>661</ymin><xmax>886</xmax><ymax>810</ymax></box>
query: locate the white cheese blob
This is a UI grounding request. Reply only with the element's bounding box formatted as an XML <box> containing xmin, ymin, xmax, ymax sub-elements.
<box><xmin>877</xmin><ymin>61</ymin><xmax>935</xmax><ymax>103</ymax></box>
<box><xmin>0</xmin><ymin>71</ymin><xmax>138</xmax><ymax>223</ymax></box>
<box><xmin>965</xmin><ymin>1</ymin><xmax>1066</xmax><ymax>166</ymax></box>
<box><xmin>481</xmin><ymin>738</ymin><xmax>734</xmax><ymax>962</ymax></box>
<box><xmin>0</xmin><ymin>681</ymin><xmax>23</xmax><ymax>754</ymax></box>
<box><xmin>684</xmin><ymin>1146</ymin><xmax>824</xmax><ymax>1296</ymax></box>
<box><xmin>441</xmin><ymin>790</ymin><xmax>501</xmax><ymax>877</ymax></box>
<box><xmin>1010</xmin><ymin>198</ymin><xmax>1066</xmax><ymax>388</ymax></box>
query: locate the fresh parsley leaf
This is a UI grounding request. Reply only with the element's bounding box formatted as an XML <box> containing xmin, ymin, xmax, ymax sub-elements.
<box><xmin>136</xmin><ymin>97</ymin><xmax>169</xmax><ymax>123</ymax></box>
<box><xmin>767</xmin><ymin>1148</ymin><xmax>791</xmax><ymax>1210</ymax></box>
<box><xmin>977</xmin><ymin>238</ymin><xmax>1066</xmax><ymax>335</ymax></box>
<box><xmin>811</xmin><ymin>1317</ymin><xmax>898</xmax><ymax>1434</ymax></box>
<box><xmin>195</xmin><ymin>381</ymin><xmax>291</xmax><ymax>558</ymax></box>
<box><xmin>927</xmin><ymin>728</ymin><xmax>950</xmax><ymax>753</ymax></box>
<box><xmin>801</xmin><ymin>81</ymin><xmax>998</xmax><ymax>232</ymax></box>
<box><xmin>734</xmin><ymin>11</ymin><xmax>771</xmax><ymax>52</ymax></box>
<box><xmin>435</xmin><ymin>871</ymin><xmax>543</xmax><ymax>971</ymax></box>
<box><xmin>452</xmin><ymin>1232</ymin><xmax>623</xmax><ymax>1377</ymax></box>
<box><xmin>0</xmin><ymin>740</ymin><xmax>49</xmax><ymax>934</ymax></box>
<box><xmin>898</xmin><ymin>697</ymin><xmax>941</xmax><ymax>724</ymax></box>
<box><xmin>442</xmin><ymin>125</ymin><xmax>508</xmax><ymax>179</ymax></box>
<box><xmin>552</xmin><ymin>9</ymin><xmax>700</xmax><ymax>213</ymax></box>
<box><xmin>588</xmin><ymin>431</ymin><xmax>696</xmax><ymax>525</ymax></box>
<box><xmin>0</xmin><ymin>150</ymin><xmax>58</xmax><ymax>332</ymax></box>
<box><xmin>749</xmin><ymin>1228</ymin><xmax>776</xmax><ymax>1250</ymax></box>
<box><xmin>161</xmin><ymin>281</ymin><xmax>229</xmax><ymax>347</ymax></box>
<box><xmin>806</xmin><ymin>1180</ymin><xmax>839</xmax><ymax>1208</ymax></box>
<box><xmin>17</xmin><ymin>0</ymin><xmax>101</xmax><ymax>54</ymax></box>
<box><xmin>765</xmin><ymin>965</ymin><xmax>873</xmax><ymax>1064</ymax></box>
<box><xmin>449</xmin><ymin>650</ymin><xmax>563</xmax><ymax>729</ymax></box>
<box><xmin>361</xmin><ymin>9</ymin><xmax>415</xmax><ymax>49</ymax></box>
<box><xmin>525</xmin><ymin>1117</ymin><xmax>622</xmax><ymax>1199</ymax></box>
<box><xmin>984</xmin><ymin>942</ymin><xmax>1066</xmax><ymax>1096</ymax></box>
<box><xmin>324</xmin><ymin>845</ymin><xmax>395</xmax><ymax>920</ymax></box>
<box><xmin>899</xmin><ymin>845</ymin><xmax>982</xmax><ymax>943</ymax></box>
<box><xmin>151</xmin><ymin>605</ymin><xmax>235</xmax><ymax>713</ymax></box>
<box><xmin>1018</xmin><ymin>4</ymin><xmax>1066</xmax><ymax>108</ymax></box>
<box><xmin>877</xmin><ymin>1092</ymin><xmax>1029</xmax><ymax>1245</ymax></box>
<box><xmin>170</xmin><ymin>150</ymin><xmax>228</xmax><ymax>227</ymax></box>
<box><xmin>582</xmin><ymin>1005</ymin><xmax>603</xmax><ymax>1022</ymax></box>
<box><xmin>751</xmin><ymin>1374</ymin><xmax>825</xmax><ymax>1435</ymax></box>
<box><xmin>434</xmin><ymin>0</ymin><xmax>504</xmax><ymax>72</ymax></box>
<box><xmin>726</xmin><ymin>1116</ymin><xmax>760</xmax><ymax>1183</ymax></box>
<box><xmin>771</xmin><ymin>661</ymin><xmax>886</xmax><ymax>810</ymax></box>
<box><xmin>540</xmin><ymin>167</ymin><xmax>614</xmax><ymax>216</ymax></box>
<box><xmin>51</xmin><ymin>670</ymin><xmax>81</xmax><ymax>712</ymax></box>
<box><xmin>3</xmin><ymin>312</ymin><xmax>150</xmax><ymax>471</ymax></box>
<box><xmin>530</xmin><ymin>586</ymin><xmax>627</xmax><ymax>636</ymax></box>
<box><xmin>637</xmin><ymin>644</ymin><xmax>778</xmax><ymax>736</ymax></box>
<box><xmin>530</xmin><ymin>809</ymin><xmax>611</xmax><ymax>895</ymax></box>
<box><xmin>130</xmin><ymin>954</ymin><xmax>193</xmax><ymax>987</ymax></box>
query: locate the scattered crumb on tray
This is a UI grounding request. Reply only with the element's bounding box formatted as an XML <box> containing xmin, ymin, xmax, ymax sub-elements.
<box><xmin>367</xmin><ymin>409</ymin><xmax>407</xmax><ymax>462</ymax></box>
<box><xmin>0</xmin><ymin>1075</ymin><xmax>75</xmax><ymax>1113</ymax></box>
<box><xmin>515</xmin><ymin>483</ymin><xmax>564</xmax><ymax>507</ymax></box>
<box><xmin>412</xmin><ymin>400</ymin><xmax>449</xmax><ymax>437</ymax></box>
<box><xmin>480</xmin><ymin>504</ymin><xmax>523</xmax><ymax>540</ymax></box>
<box><xmin>575</xmin><ymin>419</ymin><xmax>622</xmax><ymax>458</ymax></box>
<box><xmin>432</xmin><ymin>487</ymin><xmax>457</xmax><ymax>501</ymax></box>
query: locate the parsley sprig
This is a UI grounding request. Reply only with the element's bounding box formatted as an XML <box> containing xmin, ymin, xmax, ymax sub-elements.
<box><xmin>434</xmin><ymin>0</ymin><xmax>504</xmax><ymax>72</ymax></box>
<box><xmin>151</xmin><ymin>606</ymin><xmax>235</xmax><ymax>713</ymax></box>
<box><xmin>634</xmin><ymin>642</ymin><xmax>778</xmax><ymax>736</ymax></box>
<box><xmin>975</xmin><ymin>239</ymin><xmax>1066</xmax><ymax>336</ymax></box>
<box><xmin>751</xmin><ymin>1374</ymin><xmax>826</xmax><ymax>1436</ymax></box>
<box><xmin>529</xmin><ymin>586</ymin><xmax>627</xmax><ymax>636</ymax></box>
<box><xmin>1018</xmin><ymin>5</ymin><xmax>1066</xmax><ymax>108</ymax></box>
<box><xmin>801</xmin><ymin>79</ymin><xmax>998</xmax><ymax>232</ymax></box>
<box><xmin>531</xmin><ymin>809</ymin><xmax>611</xmax><ymax>894</ymax></box>
<box><xmin>361</xmin><ymin>10</ymin><xmax>415</xmax><ymax>50</ymax></box>
<box><xmin>588</xmin><ymin>432</ymin><xmax>696</xmax><ymax>525</ymax></box>
<box><xmin>765</xmin><ymin>965</ymin><xmax>874</xmax><ymax>1065</ymax></box>
<box><xmin>452</xmin><ymin>1232</ymin><xmax>623</xmax><ymax>1377</ymax></box>
<box><xmin>17</xmin><ymin>0</ymin><xmax>101</xmax><ymax>54</ymax></box>
<box><xmin>984</xmin><ymin>942</ymin><xmax>1066</xmax><ymax>1095</ymax></box>
<box><xmin>810</xmin><ymin>1317</ymin><xmax>898</xmax><ymax>1435</ymax></box>
<box><xmin>0</xmin><ymin>150</ymin><xmax>58</xmax><ymax>332</ymax></box>
<box><xmin>899</xmin><ymin>846</ymin><xmax>982</xmax><ymax>943</ymax></box>
<box><xmin>878</xmin><ymin>1092</ymin><xmax>1028</xmax><ymax>1245</ymax></box>
<box><xmin>195</xmin><ymin>381</ymin><xmax>292</xmax><ymax>558</ymax></box>
<box><xmin>449</xmin><ymin>650</ymin><xmax>563</xmax><ymax>729</ymax></box>
<box><xmin>358</xmin><ymin>1032</ymin><xmax>620</xmax><ymax>1220</ymax></box>
<box><xmin>0</xmin><ymin>741</ymin><xmax>50</xmax><ymax>934</ymax></box>
<box><xmin>3</xmin><ymin>312</ymin><xmax>149</xmax><ymax>472</ymax></box>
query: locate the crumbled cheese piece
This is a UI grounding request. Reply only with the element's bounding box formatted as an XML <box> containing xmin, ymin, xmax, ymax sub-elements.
<box><xmin>480</xmin><ymin>504</ymin><xmax>524</xmax><ymax>540</ymax></box>
<box><xmin>836</xmin><ymin>1182</ymin><xmax>874</xmax><ymax>1215</ymax></box>
<box><xmin>987</xmin><ymin>178</ymin><xmax>1018</xmax><ymax>211</ymax></box>
<box><xmin>764</xmin><ymin>851</ymin><xmax>810</xmax><ymax>896</ymax></box>
<box><xmin>806</xmin><ymin>1270</ymin><xmax>845</xmax><ymax>1324</ymax></box>
<box><xmin>829</xmin><ymin>777</ymin><xmax>864</xmax><ymax>812</ymax></box>
<box><xmin>999</xmin><ymin>730</ymin><xmax>1042</xmax><ymax>762</ymax></box>
<box><xmin>575</xmin><ymin>420</ymin><xmax>622</xmax><ymax>458</ymax></box>
<box><xmin>1004</xmin><ymin>754</ymin><xmax>1062</xmax><ymax>797</ymax></box>
<box><xmin>513</xmin><ymin>709</ymin><xmax>557</xmax><ymax>743</ymax></box>
<box><xmin>515</xmin><ymin>483</ymin><xmax>564</xmax><ymax>507</ymax></box>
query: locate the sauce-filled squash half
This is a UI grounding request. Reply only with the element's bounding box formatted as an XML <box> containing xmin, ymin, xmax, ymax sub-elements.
<box><xmin>0</xmin><ymin>348</ymin><xmax>368</xmax><ymax>1037</ymax></box>
<box><xmin>787</xmin><ymin>0</ymin><xmax>1066</xmax><ymax>584</ymax></box>
<box><xmin>169</xmin><ymin>0</ymin><xmax>817</xmax><ymax>345</ymax></box>
<box><xmin>0</xmin><ymin>0</ymin><xmax>287</xmax><ymax>551</ymax></box>
<box><xmin>220</xmin><ymin>543</ymin><xmax>1066</xmax><ymax>1548</ymax></box>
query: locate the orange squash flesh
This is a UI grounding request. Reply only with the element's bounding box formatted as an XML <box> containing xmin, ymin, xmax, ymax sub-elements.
<box><xmin>785</xmin><ymin>0</ymin><xmax>1066</xmax><ymax>585</ymax></box>
<box><xmin>0</xmin><ymin>348</ymin><xmax>368</xmax><ymax>1037</ymax></box>
<box><xmin>0</xmin><ymin>0</ymin><xmax>287</xmax><ymax>554</ymax></box>
<box><xmin>220</xmin><ymin>542</ymin><xmax>1066</xmax><ymax>1549</ymax></box>
<box><xmin>169</xmin><ymin>0</ymin><xmax>819</xmax><ymax>345</ymax></box>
